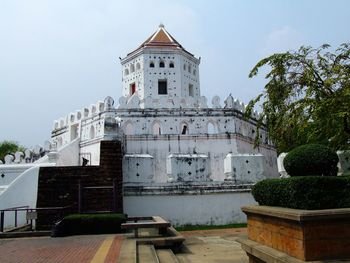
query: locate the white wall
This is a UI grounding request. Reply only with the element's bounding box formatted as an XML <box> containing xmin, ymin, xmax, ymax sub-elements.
<box><xmin>0</xmin><ymin>164</ymin><xmax>35</xmax><ymax>186</ymax></box>
<box><xmin>123</xmin><ymin>154</ymin><xmax>154</xmax><ymax>183</ymax></box>
<box><xmin>124</xmin><ymin>134</ymin><xmax>278</xmax><ymax>183</ymax></box>
<box><xmin>56</xmin><ymin>138</ymin><xmax>80</xmax><ymax>166</ymax></box>
<box><xmin>80</xmin><ymin>141</ymin><xmax>101</xmax><ymax>165</ymax></box>
<box><xmin>0</xmin><ymin>164</ymin><xmax>54</xmax><ymax>229</ymax></box>
<box><xmin>124</xmin><ymin>191</ymin><xmax>256</xmax><ymax>226</ymax></box>
<box><xmin>224</xmin><ymin>154</ymin><xmax>266</xmax><ymax>183</ymax></box>
<box><xmin>167</xmin><ymin>154</ymin><xmax>211</xmax><ymax>182</ymax></box>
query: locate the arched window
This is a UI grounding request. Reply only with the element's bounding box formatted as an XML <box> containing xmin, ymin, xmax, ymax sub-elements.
<box><xmin>136</xmin><ymin>62</ymin><xmax>141</xmax><ymax>70</ymax></box>
<box><xmin>124</xmin><ymin>68</ymin><xmax>129</xmax><ymax>76</ymax></box>
<box><xmin>180</xmin><ymin>122</ymin><xmax>189</xmax><ymax>135</ymax></box>
<box><xmin>159</xmin><ymin>61</ymin><xmax>165</xmax><ymax>68</ymax></box>
<box><xmin>152</xmin><ymin>122</ymin><xmax>161</xmax><ymax>135</ymax></box>
<box><xmin>150</xmin><ymin>62</ymin><xmax>155</xmax><ymax>68</ymax></box>
<box><xmin>130</xmin><ymin>64</ymin><xmax>135</xmax><ymax>73</ymax></box>
<box><xmin>169</xmin><ymin>62</ymin><xmax>174</xmax><ymax>68</ymax></box>
<box><xmin>207</xmin><ymin>122</ymin><xmax>217</xmax><ymax>134</ymax></box>
<box><xmin>89</xmin><ymin>126</ymin><xmax>95</xmax><ymax>139</ymax></box>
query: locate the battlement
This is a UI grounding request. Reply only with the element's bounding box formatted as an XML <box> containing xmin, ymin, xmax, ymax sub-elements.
<box><xmin>52</xmin><ymin>97</ymin><xmax>115</xmax><ymax>131</ymax></box>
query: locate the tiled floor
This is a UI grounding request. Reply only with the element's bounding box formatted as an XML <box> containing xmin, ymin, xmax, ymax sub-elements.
<box><xmin>0</xmin><ymin>228</ymin><xmax>248</xmax><ymax>263</ymax></box>
<box><xmin>0</xmin><ymin>234</ymin><xmax>123</xmax><ymax>263</ymax></box>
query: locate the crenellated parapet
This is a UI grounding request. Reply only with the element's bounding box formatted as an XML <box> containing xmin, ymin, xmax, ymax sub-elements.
<box><xmin>50</xmin><ymin>96</ymin><xmax>122</xmax><ymax>154</ymax></box>
<box><xmin>117</xmin><ymin>93</ymin><xmax>262</xmax><ymax>120</ymax></box>
<box><xmin>1</xmin><ymin>142</ymin><xmax>53</xmax><ymax>165</ymax></box>
<box><xmin>50</xmin><ymin>92</ymin><xmax>267</xmax><ymax>151</ymax></box>
<box><xmin>52</xmin><ymin>100</ymin><xmax>108</xmax><ymax>131</ymax></box>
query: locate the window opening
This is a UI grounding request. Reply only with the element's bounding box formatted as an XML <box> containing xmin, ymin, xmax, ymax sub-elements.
<box><xmin>189</xmin><ymin>84</ymin><xmax>194</xmax><ymax>97</ymax></box>
<box><xmin>130</xmin><ymin>83</ymin><xmax>136</xmax><ymax>96</ymax></box>
<box><xmin>181</xmin><ymin>124</ymin><xmax>188</xmax><ymax>134</ymax></box>
<box><xmin>158</xmin><ymin>80</ymin><xmax>167</xmax><ymax>95</ymax></box>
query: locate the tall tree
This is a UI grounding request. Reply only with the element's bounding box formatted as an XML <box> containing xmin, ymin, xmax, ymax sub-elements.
<box><xmin>0</xmin><ymin>141</ymin><xmax>25</xmax><ymax>162</ymax></box>
<box><xmin>246</xmin><ymin>43</ymin><xmax>350</xmax><ymax>153</ymax></box>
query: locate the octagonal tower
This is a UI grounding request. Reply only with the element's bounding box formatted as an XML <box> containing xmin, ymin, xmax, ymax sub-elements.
<box><xmin>120</xmin><ymin>24</ymin><xmax>200</xmax><ymax>109</ymax></box>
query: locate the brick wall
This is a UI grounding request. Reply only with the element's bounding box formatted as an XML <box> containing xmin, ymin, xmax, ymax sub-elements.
<box><xmin>36</xmin><ymin>140</ymin><xmax>123</xmax><ymax>229</ymax></box>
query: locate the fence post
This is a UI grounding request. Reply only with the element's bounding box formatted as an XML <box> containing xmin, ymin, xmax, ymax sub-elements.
<box><xmin>112</xmin><ymin>179</ymin><xmax>117</xmax><ymax>212</ymax></box>
<box><xmin>15</xmin><ymin>210</ymin><xmax>17</xmax><ymax>227</ymax></box>
<box><xmin>78</xmin><ymin>180</ymin><xmax>82</xmax><ymax>213</ymax></box>
<box><xmin>0</xmin><ymin>211</ymin><xmax>4</xmax><ymax>232</ymax></box>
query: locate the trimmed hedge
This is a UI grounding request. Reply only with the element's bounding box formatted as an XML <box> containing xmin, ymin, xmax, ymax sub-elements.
<box><xmin>52</xmin><ymin>213</ymin><xmax>127</xmax><ymax>237</ymax></box>
<box><xmin>283</xmin><ymin>144</ymin><xmax>338</xmax><ymax>177</ymax></box>
<box><xmin>252</xmin><ymin>176</ymin><xmax>350</xmax><ymax>210</ymax></box>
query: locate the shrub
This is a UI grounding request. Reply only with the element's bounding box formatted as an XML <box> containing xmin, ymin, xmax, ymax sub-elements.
<box><xmin>52</xmin><ymin>213</ymin><xmax>127</xmax><ymax>237</ymax></box>
<box><xmin>283</xmin><ymin>144</ymin><xmax>339</xmax><ymax>177</ymax></box>
<box><xmin>252</xmin><ymin>176</ymin><xmax>350</xmax><ymax>210</ymax></box>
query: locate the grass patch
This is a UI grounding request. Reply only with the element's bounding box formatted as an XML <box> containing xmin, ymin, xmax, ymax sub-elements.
<box><xmin>175</xmin><ymin>223</ymin><xmax>247</xmax><ymax>232</ymax></box>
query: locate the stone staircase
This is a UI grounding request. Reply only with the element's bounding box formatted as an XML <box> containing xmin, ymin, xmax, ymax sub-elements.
<box><xmin>155</xmin><ymin>248</ymin><xmax>180</xmax><ymax>263</ymax></box>
<box><xmin>130</xmin><ymin>243</ymin><xmax>180</xmax><ymax>263</ymax></box>
<box><xmin>119</xmin><ymin>238</ymin><xmax>181</xmax><ymax>263</ymax></box>
<box><xmin>139</xmin><ymin>245</ymin><xmax>180</xmax><ymax>263</ymax></box>
<box><xmin>119</xmin><ymin>216</ymin><xmax>183</xmax><ymax>263</ymax></box>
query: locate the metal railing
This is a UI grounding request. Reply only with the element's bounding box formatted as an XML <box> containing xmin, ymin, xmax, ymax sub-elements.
<box><xmin>0</xmin><ymin>206</ymin><xmax>29</xmax><ymax>232</ymax></box>
<box><xmin>0</xmin><ymin>206</ymin><xmax>70</xmax><ymax>232</ymax></box>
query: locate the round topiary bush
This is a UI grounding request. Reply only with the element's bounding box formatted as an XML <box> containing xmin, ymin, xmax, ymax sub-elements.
<box><xmin>283</xmin><ymin>144</ymin><xmax>339</xmax><ymax>177</ymax></box>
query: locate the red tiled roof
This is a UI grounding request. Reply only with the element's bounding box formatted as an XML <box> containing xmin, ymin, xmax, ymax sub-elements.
<box><xmin>127</xmin><ymin>24</ymin><xmax>193</xmax><ymax>56</ymax></box>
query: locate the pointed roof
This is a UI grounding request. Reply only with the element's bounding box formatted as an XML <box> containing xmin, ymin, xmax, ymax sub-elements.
<box><xmin>127</xmin><ymin>24</ymin><xmax>193</xmax><ymax>56</ymax></box>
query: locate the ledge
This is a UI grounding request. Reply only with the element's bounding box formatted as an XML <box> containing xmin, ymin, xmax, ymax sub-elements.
<box><xmin>241</xmin><ymin>205</ymin><xmax>350</xmax><ymax>222</ymax></box>
<box><xmin>123</xmin><ymin>182</ymin><xmax>253</xmax><ymax>196</ymax></box>
<box><xmin>237</xmin><ymin>237</ymin><xmax>347</xmax><ymax>263</ymax></box>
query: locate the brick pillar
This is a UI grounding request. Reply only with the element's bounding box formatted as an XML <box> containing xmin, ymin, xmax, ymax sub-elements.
<box><xmin>99</xmin><ymin>140</ymin><xmax>123</xmax><ymax>213</ymax></box>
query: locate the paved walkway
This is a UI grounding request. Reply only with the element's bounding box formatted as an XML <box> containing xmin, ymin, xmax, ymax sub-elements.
<box><xmin>0</xmin><ymin>228</ymin><xmax>247</xmax><ymax>263</ymax></box>
<box><xmin>0</xmin><ymin>234</ymin><xmax>123</xmax><ymax>263</ymax></box>
<box><xmin>178</xmin><ymin>228</ymin><xmax>249</xmax><ymax>263</ymax></box>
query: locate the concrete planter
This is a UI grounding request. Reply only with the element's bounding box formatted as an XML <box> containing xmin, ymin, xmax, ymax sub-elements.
<box><xmin>238</xmin><ymin>205</ymin><xmax>350</xmax><ymax>262</ymax></box>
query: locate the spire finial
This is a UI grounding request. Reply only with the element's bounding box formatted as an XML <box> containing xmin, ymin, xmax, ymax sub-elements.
<box><xmin>159</xmin><ymin>23</ymin><xmax>164</xmax><ymax>28</ymax></box>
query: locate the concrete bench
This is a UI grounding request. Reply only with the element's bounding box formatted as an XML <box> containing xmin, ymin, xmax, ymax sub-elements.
<box><xmin>122</xmin><ymin>216</ymin><xmax>171</xmax><ymax>237</ymax></box>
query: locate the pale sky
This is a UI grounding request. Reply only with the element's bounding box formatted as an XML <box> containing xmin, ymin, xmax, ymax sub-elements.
<box><xmin>0</xmin><ymin>0</ymin><xmax>349</xmax><ymax>147</ymax></box>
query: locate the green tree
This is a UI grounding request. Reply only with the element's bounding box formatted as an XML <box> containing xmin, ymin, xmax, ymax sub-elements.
<box><xmin>0</xmin><ymin>141</ymin><xmax>26</xmax><ymax>162</ymax></box>
<box><xmin>246</xmin><ymin>43</ymin><xmax>350</xmax><ymax>153</ymax></box>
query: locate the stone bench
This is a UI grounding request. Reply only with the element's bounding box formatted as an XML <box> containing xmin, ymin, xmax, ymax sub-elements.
<box><xmin>122</xmin><ymin>216</ymin><xmax>171</xmax><ymax>238</ymax></box>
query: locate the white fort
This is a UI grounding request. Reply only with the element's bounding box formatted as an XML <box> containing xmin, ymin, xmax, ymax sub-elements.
<box><xmin>1</xmin><ymin>25</ymin><xmax>279</xmax><ymax>226</ymax></box>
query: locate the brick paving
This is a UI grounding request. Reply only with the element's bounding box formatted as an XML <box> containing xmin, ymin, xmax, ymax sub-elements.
<box><xmin>0</xmin><ymin>234</ymin><xmax>123</xmax><ymax>263</ymax></box>
<box><xmin>0</xmin><ymin>229</ymin><xmax>247</xmax><ymax>262</ymax></box>
<box><xmin>104</xmin><ymin>235</ymin><xmax>123</xmax><ymax>263</ymax></box>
